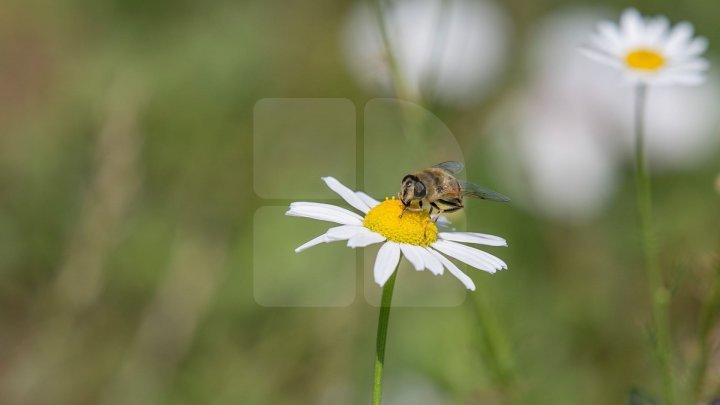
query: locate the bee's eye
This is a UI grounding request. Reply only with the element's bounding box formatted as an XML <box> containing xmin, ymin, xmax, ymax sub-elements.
<box><xmin>414</xmin><ymin>181</ymin><xmax>426</xmax><ymax>198</ymax></box>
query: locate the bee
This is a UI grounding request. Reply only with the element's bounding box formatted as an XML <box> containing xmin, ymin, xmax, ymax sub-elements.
<box><xmin>399</xmin><ymin>161</ymin><xmax>510</xmax><ymax>221</ymax></box>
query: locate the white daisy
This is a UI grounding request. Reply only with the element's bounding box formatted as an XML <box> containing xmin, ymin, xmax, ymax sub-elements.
<box><xmin>286</xmin><ymin>177</ymin><xmax>508</xmax><ymax>291</ymax></box>
<box><xmin>583</xmin><ymin>8</ymin><xmax>709</xmax><ymax>86</ymax></box>
<box><xmin>342</xmin><ymin>0</ymin><xmax>510</xmax><ymax>106</ymax></box>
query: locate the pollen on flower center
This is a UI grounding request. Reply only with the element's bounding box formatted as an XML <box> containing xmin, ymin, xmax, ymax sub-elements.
<box><xmin>363</xmin><ymin>198</ymin><xmax>437</xmax><ymax>246</ymax></box>
<box><xmin>625</xmin><ymin>49</ymin><xmax>665</xmax><ymax>71</ymax></box>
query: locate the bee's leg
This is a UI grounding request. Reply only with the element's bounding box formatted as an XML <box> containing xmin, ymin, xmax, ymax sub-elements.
<box><xmin>429</xmin><ymin>202</ymin><xmax>441</xmax><ymax>223</ymax></box>
<box><xmin>434</xmin><ymin>207</ymin><xmax>464</xmax><ymax>222</ymax></box>
<box><xmin>425</xmin><ymin>202</ymin><xmax>441</xmax><ymax>238</ymax></box>
<box><xmin>434</xmin><ymin>200</ymin><xmax>463</xmax><ymax>223</ymax></box>
<box><xmin>399</xmin><ymin>203</ymin><xmax>409</xmax><ymax>218</ymax></box>
<box><xmin>434</xmin><ymin>207</ymin><xmax>463</xmax><ymax>223</ymax></box>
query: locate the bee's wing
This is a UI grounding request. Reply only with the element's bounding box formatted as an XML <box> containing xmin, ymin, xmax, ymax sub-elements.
<box><xmin>458</xmin><ymin>179</ymin><xmax>510</xmax><ymax>202</ymax></box>
<box><xmin>432</xmin><ymin>161</ymin><xmax>464</xmax><ymax>174</ymax></box>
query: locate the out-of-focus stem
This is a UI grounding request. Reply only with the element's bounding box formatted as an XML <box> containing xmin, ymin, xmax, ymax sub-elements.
<box><xmin>633</xmin><ymin>83</ymin><xmax>675</xmax><ymax>405</ymax></box>
<box><xmin>370</xmin><ymin>0</ymin><xmax>410</xmax><ymax>101</ymax></box>
<box><xmin>689</xmin><ymin>259</ymin><xmax>720</xmax><ymax>402</ymax></box>
<box><xmin>0</xmin><ymin>72</ymin><xmax>146</xmax><ymax>405</ymax></box>
<box><xmin>100</xmin><ymin>233</ymin><xmax>227</xmax><ymax>405</ymax></box>
<box><xmin>369</xmin><ymin>0</ymin><xmax>426</xmax><ymax>145</ymax></box>
<box><xmin>472</xmin><ymin>293</ymin><xmax>516</xmax><ymax>394</ymax></box>
<box><xmin>420</xmin><ymin>0</ymin><xmax>451</xmax><ymax>103</ymax></box>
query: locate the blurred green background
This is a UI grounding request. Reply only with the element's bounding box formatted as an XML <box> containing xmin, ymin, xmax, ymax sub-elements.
<box><xmin>0</xmin><ymin>0</ymin><xmax>719</xmax><ymax>404</ymax></box>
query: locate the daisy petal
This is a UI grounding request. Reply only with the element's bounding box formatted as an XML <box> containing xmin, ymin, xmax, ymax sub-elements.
<box><xmin>374</xmin><ymin>242</ymin><xmax>401</xmax><ymax>287</ymax></box>
<box><xmin>580</xmin><ymin>47</ymin><xmax>623</xmax><ymax>69</ymax></box>
<box><xmin>655</xmin><ymin>71</ymin><xmax>707</xmax><ymax>86</ymax></box>
<box><xmin>421</xmin><ymin>248</ymin><xmax>444</xmax><ymax>275</ymax></box>
<box><xmin>457</xmin><ymin>241</ymin><xmax>507</xmax><ymax>270</ymax></box>
<box><xmin>664</xmin><ymin>21</ymin><xmax>694</xmax><ymax>56</ymax></box>
<box><xmin>620</xmin><ymin>8</ymin><xmax>643</xmax><ymax>46</ymax></box>
<box><xmin>436</xmin><ymin>215</ymin><xmax>454</xmax><ymax>231</ymax></box>
<box><xmin>667</xmin><ymin>58</ymin><xmax>710</xmax><ymax>72</ymax></box>
<box><xmin>322</xmin><ymin>177</ymin><xmax>370</xmax><ymax>214</ymax></box>
<box><xmin>682</xmin><ymin>36</ymin><xmax>709</xmax><ymax>57</ymax></box>
<box><xmin>295</xmin><ymin>234</ymin><xmax>331</xmax><ymax>253</ymax></box>
<box><xmin>295</xmin><ymin>225</ymin><xmax>365</xmax><ymax>252</ymax></box>
<box><xmin>439</xmin><ymin>232</ymin><xmax>507</xmax><ymax>247</ymax></box>
<box><xmin>347</xmin><ymin>228</ymin><xmax>386</xmax><ymax>248</ymax></box>
<box><xmin>326</xmin><ymin>225</ymin><xmax>368</xmax><ymax>240</ymax></box>
<box><xmin>355</xmin><ymin>191</ymin><xmax>380</xmax><ymax>208</ymax></box>
<box><xmin>287</xmin><ymin>202</ymin><xmax>364</xmax><ymax>225</ymax></box>
<box><xmin>584</xmin><ymin>9</ymin><xmax>708</xmax><ymax>88</ymax></box>
<box><xmin>590</xmin><ymin>34</ymin><xmax>619</xmax><ymax>56</ymax></box>
<box><xmin>428</xmin><ymin>249</ymin><xmax>476</xmax><ymax>291</ymax></box>
<box><xmin>597</xmin><ymin>21</ymin><xmax>623</xmax><ymax>53</ymax></box>
<box><xmin>671</xmin><ymin>75</ymin><xmax>706</xmax><ymax>85</ymax></box>
<box><xmin>644</xmin><ymin>16</ymin><xmax>669</xmax><ymax>45</ymax></box>
<box><xmin>432</xmin><ymin>240</ymin><xmax>506</xmax><ymax>273</ymax></box>
<box><xmin>400</xmin><ymin>244</ymin><xmax>424</xmax><ymax>271</ymax></box>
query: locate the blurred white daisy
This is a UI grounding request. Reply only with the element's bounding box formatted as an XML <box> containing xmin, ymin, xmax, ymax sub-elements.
<box><xmin>487</xmin><ymin>8</ymin><xmax>719</xmax><ymax>223</ymax></box>
<box><xmin>583</xmin><ymin>8</ymin><xmax>709</xmax><ymax>86</ymax></box>
<box><xmin>286</xmin><ymin>177</ymin><xmax>508</xmax><ymax>290</ymax></box>
<box><xmin>342</xmin><ymin>0</ymin><xmax>510</xmax><ymax>105</ymax></box>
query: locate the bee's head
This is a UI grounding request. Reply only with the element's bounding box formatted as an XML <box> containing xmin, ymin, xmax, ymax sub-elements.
<box><xmin>399</xmin><ymin>175</ymin><xmax>426</xmax><ymax>205</ymax></box>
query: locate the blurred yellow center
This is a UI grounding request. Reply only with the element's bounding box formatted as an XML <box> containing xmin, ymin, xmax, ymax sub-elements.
<box><xmin>625</xmin><ymin>49</ymin><xmax>665</xmax><ymax>71</ymax></box>
<box><xmin>363</xmin><ymin>198</ymin><xmax>437</xmax><ymax>246</ymax></box>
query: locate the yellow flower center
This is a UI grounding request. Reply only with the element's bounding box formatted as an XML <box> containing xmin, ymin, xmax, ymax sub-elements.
<box><xmin>363</xmin><ymin>198</ymin><xmax>437</xmax><ymax>246</ymax></box>
<box><xmin>625</xmin><ymin>49</ymin><xmax>665</xmax><ymax>71</ymax></box>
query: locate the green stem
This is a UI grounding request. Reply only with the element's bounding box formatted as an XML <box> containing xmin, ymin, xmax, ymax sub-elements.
<box><xmin>633</xmin><ymin>84</ymin><xmax>674</xmax><ymax>404</ymax></box>
<box><xmin>373</xmin><ymin>269</ymin><xmax>398</xmax><ymax>405</ymax></box>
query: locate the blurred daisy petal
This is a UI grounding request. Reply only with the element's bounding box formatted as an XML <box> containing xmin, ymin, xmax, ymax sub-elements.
<box><xmin>597</xmin><ymin>21</ymin><xmax>623</xmax><ymax>52</ymax></box>
<box><xmin>664</xmin><ymin>21</ymin><xmax>694</xmax><ymax>55</ymax></box>
<box><xmin>343</xmin><ymin>0</ymin><xmax>510</xmax><ymax>106</ymax></box>
<box><xmin>683</xmin><ymin>36</ymin><xmax>709</xmax><ymax>57</ymax></box>
<box><xmin>583</xmin><ymin>8</ymin><xmax>709</xmax><ymax>86</ymax></box>
<box><xmin>620</xmin><ymin>8</ymin><xmax>643</xmax><ymax>45</ymax></box>
<box><xmin>581</xmin><ymin>47</ymin><xmax>623</xmax><ymax>69</ymax></box>
<box><xmin>644</xmin><ymin>16</ymin><xmax>669</xmax><ymax>44</ymax></box>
